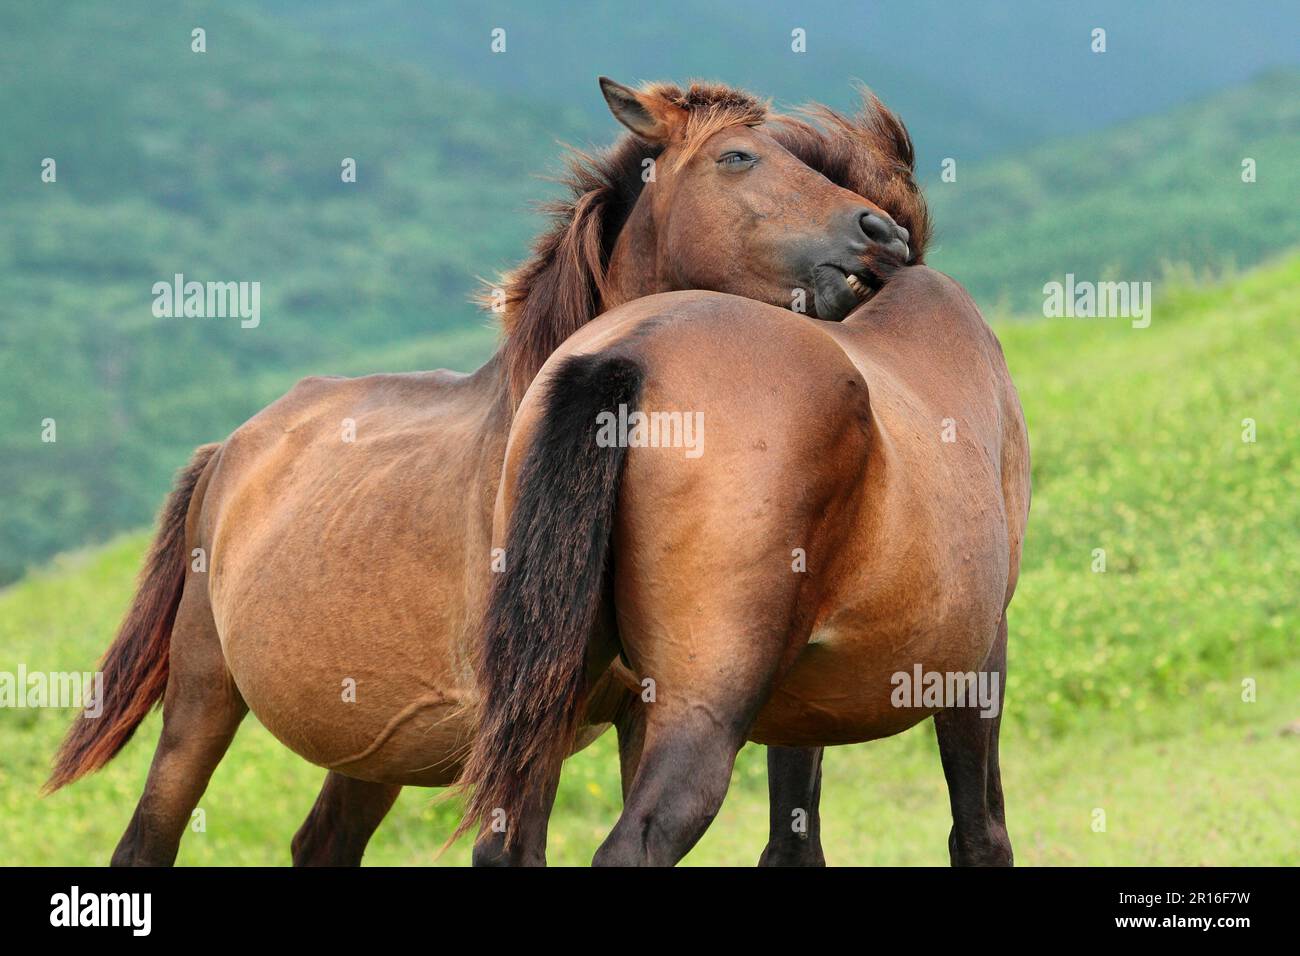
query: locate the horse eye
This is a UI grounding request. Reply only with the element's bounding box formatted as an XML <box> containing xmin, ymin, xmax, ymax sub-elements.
<box><xmin>717</xmin><ymin>151</ymin><xmax>757</xmax><ymax>168</ymax></box>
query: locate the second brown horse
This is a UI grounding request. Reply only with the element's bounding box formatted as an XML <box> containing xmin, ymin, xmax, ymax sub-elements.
<box><xmin>460</xmin><ymin>267</ymin><xmax>1029</xmax><ymax>866</ymax></box>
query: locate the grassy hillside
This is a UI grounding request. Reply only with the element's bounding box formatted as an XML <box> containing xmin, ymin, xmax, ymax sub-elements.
<box><xmin>0</xmin><ymin>0</ymin><xmax>547</xmax><ymax>581</ymax></box>
<box><xmin>1</xmin><ymin>0</ymin><xmax>1297</xmax><ymax>592</ymax></box>
<box><xmin>3</xmin><ymin>253</ymin><xmax>1296</xmax><ymax>866</ymax></box>
<box><xmin>928</xmin><ymin>69</ymin><xmax>1300</xmax><ymax>311</ymax></box>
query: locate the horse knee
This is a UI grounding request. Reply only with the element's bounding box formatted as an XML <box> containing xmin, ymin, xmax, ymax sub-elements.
<box><xmin>593</xmin><ymin>793</ymin><xmax>726</xmax><ymax>868</ymax></box>
<box><xmin>758</xmin><ymin>838</ymin><xmax>826</xmax><ymax>867</ymax></box>
<box><xmin>471</xmin><ymin>834</ymin><xmax>511</xmax><ymax>867</ymax></box>
<box><xmin>290</xmin><ymin>811</ymin><xmax>349</xmax><ymax>867</ymax></box>
<box><xmin>949</xmin><ymin>825</ymin><xmax>1013</xmax><ymax>867</ymax></box>
<box><xmin>291</xmin><ymin>775</ymin><xmax>399</xmax><ymax>867</ymax></box>
<box><xmin>289</xmin><ymin>822</ymin><xmax>323</xmax><ymax>866</ymax></box>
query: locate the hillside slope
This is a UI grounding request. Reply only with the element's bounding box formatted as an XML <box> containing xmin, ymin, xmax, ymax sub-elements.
<box><xmin>0</xmin><ymin>0</ymin><xmax>560</xmax><ymax>581</ymax></box>
<box><xmin>2</xmin><ymin>0</ymin><xmax>1296</xmax><ymax>585</ymax></box>
<box><xmin>928</xmin><ymin>70</ymin><xmax>1300</xmax><ymax>311</ymax></box>
<box><xmin>3</xmin><ymin>253</ymin><xmax>1296</xmax><ymax>865</ymax></box>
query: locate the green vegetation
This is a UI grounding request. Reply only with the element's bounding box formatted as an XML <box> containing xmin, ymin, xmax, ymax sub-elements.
<box><xmin>927</xmin><ymin>69</ymin><xmax>1300</xmax><ymax>312</ymax></box>
<box><xmin>269</xmin><ymin>0</ymin><xmax>1300</xmax><ymax>165</ymax></box>
<box><xmin>1</xmin><ymin>0</ymin><xmax>1297</xmax><ymax>582</ymax></box>
<box><xmin>5</xmin><ymin>256</ymin><xmax>1296</xmax><ymax>865</ymax></box>
<box><xmin>0</xmin><ymin>0</ymin><xmax>534</xmax><ymax>581</ymax></box>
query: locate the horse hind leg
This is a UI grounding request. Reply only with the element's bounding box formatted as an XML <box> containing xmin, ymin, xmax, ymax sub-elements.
<box><xmin>112</xmin><ymin>582</ymin><xmax>246</xmax><ymax>866</ymax></box>
<box><xmin>758</xmin><ymin>746</ymin><xmax>826</xmax><ymax>866</ymax></box>
<box><xmin>933</xmin><ymin>615</ymin><xmax>1013</xmax><ymax>866</ymax></box>
<box><xmin>982</xmin><ymin>618</ymin><xmax>1012</xmax><ymax>859</ymax></box>
<box><xmin>611</xmin><ymin>687</ymin><xmax>825</xmax><ymax>867</ymax></box>
<box><xmin>291</xmin><ymin>772</ymin><xmax>401</xmax><ymax>866</ymax></box>
<box><xmin>613</xmin><ymin>691</ymin><xmax>647</xmax><ymax>802</ymax></box>
<box><xmin>590</xmin><ymin>469</ymin><xmax>817</xmax><ymax>864</ymax></box>
<box><xmin>591</xmin><ymin>709</ymin><xmax>741</xmax><ymax>866</ymax></box>
<box><xmin>472</xmin><ymin>679</ymin><xmax>635</xmax><ymax>867</ymax></box>
<box><xmin>592</xmin><ymin>606</ymin><xmax>801</xmax><ymax>867</ymax></box>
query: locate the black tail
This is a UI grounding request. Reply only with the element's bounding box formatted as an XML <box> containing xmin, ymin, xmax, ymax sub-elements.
<box><xmin>456</xmin><ymin>352</ymin><xmax>643</xmax><ymax>844</ymax></box>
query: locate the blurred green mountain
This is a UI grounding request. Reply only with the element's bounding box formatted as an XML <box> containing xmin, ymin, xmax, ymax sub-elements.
<box><xmin>927</xmin><ymin>69</ymin><xmax>1300</xmax><ymax>311</ymax></box>
<box><xmin>266</xmin><ymin>0</ymin><xmax>1300</xmax><ymax>166</ymax></box>
<box><xmin>0</xmin><ymin>0</ymin><xmax>568</xmax><ymax>582</ymax></box>
<box><xmin>0</xmin><ymin>1</ymin><xmax>1297</xmax><ymax>582</ymax></box>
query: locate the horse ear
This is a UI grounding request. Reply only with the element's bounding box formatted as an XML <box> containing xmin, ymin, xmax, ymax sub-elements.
<box><xmin>598</xmin><ymin>77</ymin><xmax>685</xmax><ymax>143</ymax></box>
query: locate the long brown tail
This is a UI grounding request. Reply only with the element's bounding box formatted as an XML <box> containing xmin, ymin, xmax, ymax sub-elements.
<box><xmin>455</xmin><ymin>351</ymin><xmax>644</xmax><ymax>845</ymax></box>
<box><xmin>44</xmin><ymin>442</ymin><xmax>220</xmax><ymax>793</ymax></box>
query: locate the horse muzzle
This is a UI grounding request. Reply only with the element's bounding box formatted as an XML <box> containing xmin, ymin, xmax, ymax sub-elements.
<box><xmin>803</xmin><ymin>208</ymin><xmax>911</xmax><ymax>321</ymax></box>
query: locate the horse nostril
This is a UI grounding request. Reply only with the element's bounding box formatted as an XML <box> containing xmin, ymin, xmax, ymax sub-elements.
<box><xmin>858</xmin><ymin>211</ymin><xmax>909</xmax><ymax>257</ymax></box>
<box><xmin>852</xmin><ymin>210</ymin><xmax>883</xmax><ymax>240</ymax></box>
<box><xmin>859</xmin><ymin>212</ymin><xmax>891</xmax><ymax>243</ymax></box>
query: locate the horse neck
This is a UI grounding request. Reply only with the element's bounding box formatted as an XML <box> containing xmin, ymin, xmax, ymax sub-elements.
<box><xmin>602</xmin><ymin>198</ymin><xmax>661</xmax><ymax>312</ymax></box>
<box><xmin>493</xmin><ymin>189</ymin><xmax>660</xmax><ymax>412</ymax></box>
<box><xmin>471</xmin><ymin>350</ymin><xmax>516</xmax><ymax>423</ymax></box>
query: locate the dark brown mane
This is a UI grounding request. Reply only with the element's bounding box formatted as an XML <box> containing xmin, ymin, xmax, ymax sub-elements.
<box><xmin>492</xmin><ymin>131</ymin><xmax>664</xmax><ymax>406</ymax></box>
<box><xmin>494</xmin><ymin>82</ymin><xmax>929</xmax><ymax>406</ymax></box>
<box><xmin>771</xmin><ymin>90</ymin><xmax>931</xmax><ymax>265</ymax></box>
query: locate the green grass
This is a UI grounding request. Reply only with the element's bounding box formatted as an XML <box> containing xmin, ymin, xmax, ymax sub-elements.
<box><xmin>2</xmin><ymin>254</ymin><xmax>1298</xmax><ymax>865</ymax></box>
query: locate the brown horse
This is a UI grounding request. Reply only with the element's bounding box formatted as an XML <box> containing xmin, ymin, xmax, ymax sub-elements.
<box><xmin>460</xmin><ymin>268</ymin><xmax>1029</xmax><ymax>865</ymax></box>
<box><xmin>46</xmin><ymin>78</ymin><xmax>926</xmax><ymax>865</ymax></box>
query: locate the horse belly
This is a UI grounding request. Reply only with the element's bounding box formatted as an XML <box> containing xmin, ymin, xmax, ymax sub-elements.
<box><xmin>197</xmin><ymin>367</ymin><xmax>505</xmax><ymax>786</ymax></box>
<box><xmin>209</xmin><ymin>502</ymin><xmax>483</xmax><ymax>787</ymax></box>
<box><xmin>751</xmin><ymin>527</ymin><xmax>1009</xmax><ymax>746</ymax></box>
<box><xmin>750</xmin><ymin>619</ymin><xmax>996</xmax><ymax>746</ymax></box>
<box><xmin>217</xmin><ymin>590</ymin><xmax>473</xmax><ymax>785</ymax></box>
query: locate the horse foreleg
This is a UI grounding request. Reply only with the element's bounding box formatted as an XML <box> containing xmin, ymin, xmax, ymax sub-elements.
<box><xmin>933</xmin><ymin>615</ymin><xmax>1012</xmax><ymax>866</ymax></box>
<box><xmin>291</xmin><ymin>772</ymin><xmax>401</xmax><ymax>866</ymax></box>
<box><xmin>758</xmin><ymin>746</ymin><xmax>826</xmax><ymax>866</ymax></box>
<box><xmin>112</xmin><ymin>585</ymin><xmax>246</xmax><ymax>866</ymax></box>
